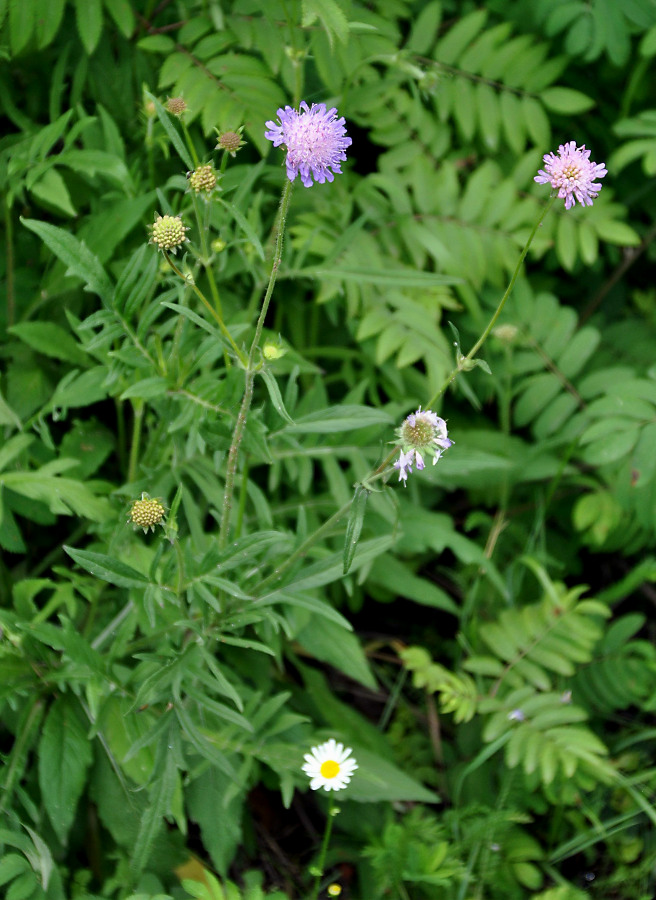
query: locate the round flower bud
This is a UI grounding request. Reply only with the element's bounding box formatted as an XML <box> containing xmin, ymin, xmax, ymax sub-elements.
<box><xmin>216</xmin><ymin>130</ymin><xmax>244</xmax><ymax>155</ymax></box>
<box><xmin>166</xmin><ymin>96</ymin><xmax>187</xmax><ymax>117</ymax></box>
<box><xmin>129</xmin><ymin>494</ymin><xmax>166</xmax><ymax>532</ymax></box>
<box><xmin>187</xmin><ymin>164</ymin><xmax>218</xmax><ymax>193</ymax></box>
<box><xmin>493</xmin><ymin>324</ymin><xmax>519</xmax><ymax>345</ymax></box>
<box><xmin>211</xmin><ymin>238</ymin><xmax>227</xmax><ymax>253</ymax></box>
<box><xmin>327</xmin><ymin>887</ymin><xmax>342</xmax><ymax>897</ymax></box>
<box><xmin>150</xmin><ymin>214</ymin><xmax>189</xmax><ymax>254</ymax></box>
<box><xmin>263</xmin><ymin>340</ymin><xmax>287</xmax><ymax>360</ymax></box>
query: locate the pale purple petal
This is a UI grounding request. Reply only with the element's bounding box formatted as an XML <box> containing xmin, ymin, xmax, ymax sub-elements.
<box><xmin>265</xmin><ymin>100</ymin><xmax>351</xmax><ymax>188</ymax></box>
<box><xmin>534</xmin><ymin>141</ymin><xmax>607</xmax><ymax>209</ymax></box>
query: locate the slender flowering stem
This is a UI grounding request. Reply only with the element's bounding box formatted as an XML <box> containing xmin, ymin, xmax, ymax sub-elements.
<box><xmin>163</xmin><ymin>252</ymin><xmax>246</xmax><ymax>365</ymax></box>
<box><xmin>310</xmin><ymin>796</ymin><xmax>338</xmax><ymax>900</ymax></box>
<box><xmin>360</xmin><ymin>196</ymin><xmax>558</xmax><ymax>484</ymax></box>
<box><xmin>426</xmin><ymin>195</ymin><xmax>557</xmax><ymax>409</ymax></box>
<box><xmin>219</xmin><ymin>179</ymin><xmax>294</xmax><ymax>548</ymax></box>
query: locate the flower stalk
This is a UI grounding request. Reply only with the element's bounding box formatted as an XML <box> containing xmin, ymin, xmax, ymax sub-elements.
<box><xmin>218</xmin><ymin>178</ymin><xmax>294</xmax><ymax>548</ymax></box>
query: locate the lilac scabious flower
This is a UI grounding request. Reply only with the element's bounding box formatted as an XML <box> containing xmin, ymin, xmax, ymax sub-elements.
<box><xmin>534</xmin><ymin>142</ymin><xmax>607</xmax><ymax>210</ymax></box>
<box><xmin>393</xmin><ymin>407</ymin><xmax>453</xmax><ymax>486</ymax></box>
<box><xmin>264</xmin><ymin>101</ymin><xmax>352</xmax><ymax>188</ymax></box>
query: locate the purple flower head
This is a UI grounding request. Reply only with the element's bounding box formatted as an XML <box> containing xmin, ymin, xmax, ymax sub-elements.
<box><xmin>534</xmin><ymin>142</ymin><xmax>607</xmax><ymax>210</ymax></box>
<box><xmin>507</xmin><ymin>708</ymin><xmax>525</xmax><ymax>723</ymax></box>
<box><xmin>393</xmin><ymin>407</ymin><xmax>453</xmax><ymax>484</ymax></box>
<box><xmin>265</xmin><ymin>101</ymin><xmax>352</xmax><ymax>188</ymax></box>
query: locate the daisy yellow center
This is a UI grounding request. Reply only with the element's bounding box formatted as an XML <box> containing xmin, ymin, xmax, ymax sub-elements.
<box><xmin>320</xmin><ymin>760</ymin><xmax>340</xmax><ymax>779</ymax></box>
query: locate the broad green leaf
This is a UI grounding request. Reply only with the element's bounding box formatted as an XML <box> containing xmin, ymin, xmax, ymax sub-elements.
<box><xmin>9</xmin><ymin>322</ymin><xmax>89</xmax><ymax>365</ymax></box>
<box><xmin>259</xmin><ymin>369</ymin><xmax>294</xmax><ymax>424</ymax></box>
<box><xmin>296</xmin><ymin>616</ymin><xmax>377</xmax><ymax>688</ymax></box>
<box><xmin>74</xmin><ymin>0</ymin><xmax>103</xmax><ymax>54</ymax></box>
<box><xmin>279</xmin><ymin>404</ymin><xmax>392</xmax><ymax>434</ymax></box>
<box><xmin>132</xmin><ymin>752</ymin><xmax>178</xmax><ymax>875</ymax></box>
<box><xmin>103</xmin><ymin>0</ymin><xmax>135</xmax><ymax>37</ymax></box>
<box><xmin>38</xmin><ymin>696</ymin><xmax>93</xmax><ymax>843</ymax></box>
<box><xmin>9</xmin><ymin>0</ymin><xmax>35</xmax><ymax>55</ymax></box>
<box><xmin>64</xmin><ymin>546</ymin><xmax>150</xmax><ymax>588</ymax></box>
<box><xmin>20</xmin><ymin>218</ymin><xmax>113</xmax><ymax>301</ymax></box>
<box><xmin>29</xmin><ymin>167</ymin><xmax>76</xmax><ymax>217</ymax></box>
<box><xmin>540</xmin><ymin>87</ymin><xmax>595</xmax><ymax>114</ymax></box>
<box><xmin>302</xmin><ymin>0</ymin><xmax>349</xmax><ymax>45</ymax></box>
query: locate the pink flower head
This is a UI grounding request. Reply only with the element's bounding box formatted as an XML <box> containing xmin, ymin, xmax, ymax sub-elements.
<box><xmin>534</xmin><ymin>142</ymin><xmax>607</xmax><ymax>210</ymax></box>
<box><xmin>265</xmin><ymin>101</ymin><xmax>352</xmax><ymax>188</ymax></box>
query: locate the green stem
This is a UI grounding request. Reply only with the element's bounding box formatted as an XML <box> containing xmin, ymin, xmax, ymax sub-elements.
<box><xmin>426</xmin><ymin>196</ymin><xmax>556</xmax><ymax>410</ymax></box>
<box><xmin>218</xmin><ymin>179</ymin><xmax>293</xmax><ymax>548</ymax></box>
<box><xmin>254</xmin><ymin>498</ymin><xmax>351</xmax><ymax>595</ymax></box>
<box><xmin>368</xmin><ymin>197</ymin><xmax>557</xmax><ymax>484</ymax></box>
<box><xmin>181</xmin><ymin>120</ymin><xmax>199</xmax><ymax>168</ymax></box>
<box><xmin>164</xmin><ymin>252</ymin><xmax>247</xmax><ymax>365</ymax></box>
<box><xmin>5</xmin><ymin>198</ymin><xmax>15</xmax><ymax>328</ymax></box>
<box><xmin>128</xmin><ymin>399</ymin><xmax>144</xmax><ymax>484</ymax></box>
<box><xmin>310</xmin><ymin>796</ymin><xmax>338</xmax><ymax>900</ymax></box>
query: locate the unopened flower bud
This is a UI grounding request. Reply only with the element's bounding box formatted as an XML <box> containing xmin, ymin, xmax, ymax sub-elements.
<box><xmin>150</xmin><ymin>214</ymin><xmax>189</xmax><ymax>254</ymax></box>
<box><xmin>129</xmin><ymin>493</ymin><xmax>166</xmax><ymax>533</ymax></box>
<box><xmin>187</xmin><ymin>164</ymin><xmax>218</xmax><ymax>194</ymax></box>
<box><xmin>166</xmin><ymin>96</ymin><xmax>187</xmax><ymax>117</ymax></box>
<box><xmin>216</xmin><ymin>129</ymin><xmax>245</xmax><ymax>156</ymax></box>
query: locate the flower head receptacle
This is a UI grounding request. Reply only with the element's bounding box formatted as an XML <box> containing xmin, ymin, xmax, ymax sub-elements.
<box><xmin>534</xmin><ymin>142</ymin><xmax>607</xmax><ymax>210</ymax></box>
<box><xmin>393</xmin><ymin>407</ymin><xmax>453</xmax><ymax>485</ymax></box>
<box><xmin>302</xmin><ymin>739</ymin><xmax>358</xmax><ymax>792</ymax></box>
<box><xmin>128</xmin><ymin>493</ymin><xmax>166</xmax><ymax>533</ymax></box>
<box><xmin>149</xmin><ymin>214</ymin><xmax>189</xmax><ymax>254</ymax></box>
<box><xmin>265</xmin><ymin>101</ymin><xmax>352</xmax><ymax>188</ymax></box>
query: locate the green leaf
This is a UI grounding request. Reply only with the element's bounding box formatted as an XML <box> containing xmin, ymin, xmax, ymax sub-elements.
<box><xmin>347</xmin><ymin>748</ymin><xmax>439</xmax><ymax>803</ymax></box>
<box><xmin>302</xmin><ymin>0</ymin><xmax>349</xmax><ymax>46</ymax></box>
<box><xmin>258</xmin><ymin>368</ymin><xmax>294</xmax><ymax>424</ymax></box>
<box><xmin>217</xmin><ymin>198</ymin><xmax>265</xmax><ymax>261</ymax></box>
<box><xmin>279</xmin><ymin>404</ymin><xmax>392</xmax><ymax>434</ymax></box>
<box><xmin>20</xmin><ymin>218</ymin><xmax>113</xmax><ymax>302</ymax></box>
<box><xmin>103</xmin><ymin>0</ymin><xmax>135</xmax><ymax>37</ymax></box>
<box><xmin>289</xmin><ymin>266</ymin><xmax>462</xmax><ymax>287</ymax></box>
<box><xmin>343</xmin><ymin>485</ymin><xmax>369</xmax><ymax>575</ymax></box>
<box><xmin>38</xmin><ymin>696</ymin><xmax>93</xmax><ymax>843</ymax></box>
<box><xmin>29</xmin><ymin>167</ymin><xmax>76</xmax><ymax>217</ymax></box>
<box><xmin>146</xmin><ymin>91</ymin><xmax>194</xmax><ymax>170</ymax></box>
<box><xmin>296</xmin><ymin>616</ymin><xmax>377</xmax><ymax>688</ymax></box>
<box><xmin>132</xmin><ymin>752</ymin><xmax>178</xmax><ymax>875</ymax></box>
<box><xmin>9</xmin><ymin>0</ymin><xmax>35</xmax><ymax>55</ymax></box>
<box><xmin>9</xmin><ymin>322</ymin><xmax>89</xmax><ymax>365</ymax></box>
<box><xmin>0</xmin><ymin>391</ymin><xmax>22</xmax><ymax>429</ymax></box>
<box><xmin>540</xmin><ymin>87</ymin><xmax>595</xmax><ymax>114</ymax></box>
<box><xmin>63</xmin><ymin>546</ymin><xmax>151</xmax><ymax>588</ymax></box>
<box><xmin>74</xmin><ymin>0</ymin><xmax>103</xmax><ymax>54</ymax></box>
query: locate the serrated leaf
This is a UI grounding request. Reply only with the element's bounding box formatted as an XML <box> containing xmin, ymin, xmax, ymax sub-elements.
<box><xmin>9</xmin><ymin>322</ymin><xmax>89</xmax><ymax>365</ymax></box>
<box><xmin>38</xmin><ymin>697</ymin><xmax>93</xmax><ymax>844</ymax></box>
<box><xmin>20</xmin><ymin>218</ymin><xmax>113</xmax><ymax>302</ymax></box>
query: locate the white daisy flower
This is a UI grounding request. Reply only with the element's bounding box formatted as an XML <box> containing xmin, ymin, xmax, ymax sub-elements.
<box><xmin>302</xmin><ymin>739</ymin><xmax>358</xmax><ymax>792</ymax></box>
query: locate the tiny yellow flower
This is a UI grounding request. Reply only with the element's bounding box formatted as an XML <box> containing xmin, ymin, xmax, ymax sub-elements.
<box><xmin>327</xmin><ymin>886</ymin><xmax>342</xmax><ymax>897</ymax></box>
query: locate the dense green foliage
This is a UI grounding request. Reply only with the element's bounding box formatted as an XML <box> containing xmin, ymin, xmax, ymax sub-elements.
<box><xmin>1</xmin><ymin>0</ymin><xmax>656</xmax><ymax>898</ymax></box>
